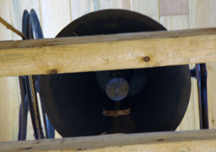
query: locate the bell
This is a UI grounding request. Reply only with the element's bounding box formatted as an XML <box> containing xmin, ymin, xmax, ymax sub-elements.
<box><xmin>39</xmin><ymin>10</ymin><xmax>191</xmax><ymax>137</ymax></box>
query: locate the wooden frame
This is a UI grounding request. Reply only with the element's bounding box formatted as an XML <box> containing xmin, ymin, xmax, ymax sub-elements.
<box><xmin>1</xmin><ymin>129</ymin><xmax>216</xmax><ymax>152</ymax></box>
<box><xmin>1</xmin><ymin>28</ymin><xmax>216</xmax><ymax>151</ymax></box>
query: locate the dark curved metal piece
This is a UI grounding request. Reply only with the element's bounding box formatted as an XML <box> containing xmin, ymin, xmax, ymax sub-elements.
<box><xmin>196</xmin><ymin>63</ymin><xmax>209</xmax><ymax>129</ymax></box>
<box><xmin>18</xmin><ymin>10</ymin><xmax>30</xmax><ymax>141</ymax></box>
<box><xmin>25</xmin><ymin>9</ymin><xmax>44</xmax><ymax>139</ymax></box>
<box><xmin>19</xmin><ymin>9</ymin><xmax>55</xmax><ymax>140</ymax></box>
<box><xmin>29</xmin><ymin>9</ymin><xmax>55</xmax><ymax>139</ymax></box>
<box><xmin>40</xmin><ymin>10</ymin><xmax>191</xmax><ymax>137</ymax></box>
<box><xmin>29</xmin><ymin>9</ymin><xmax>43</xmax><ymax>39</ymax></box>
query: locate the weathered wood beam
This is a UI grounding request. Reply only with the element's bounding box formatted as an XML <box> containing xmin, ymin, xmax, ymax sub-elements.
<box><xmin>1</xmin><ymin>28</ymin><xmax>216</xmax><ymax>77</ymax></box>
<box><xmin>1</xmin><ymin>129</ymin><xmax>216</xmax><ymax>152</ymax></box>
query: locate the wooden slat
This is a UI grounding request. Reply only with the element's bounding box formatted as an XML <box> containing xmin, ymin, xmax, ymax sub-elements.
<box><xmin>70</xmin><ymin>0</ymin><xmax>129</xmax><ymax>21</ymax></box>
<box><xmin>189</xmin><ymin>0</ymin><xmax>216</xmax><ymax>28</ymax></box>
<box><xmin>160</xmin><ymin>0</ymin><xmax>189</xmax><ymax>16</ymax></box>
<box><xmin>1</xmin><ymin>129</ymin><xmax>216</xmax><ymax>152</ymax></box>
<box><xmin>130</xmin><ymin>0</ymin><xmax>159</xmax><ymax>21</ymax></box>
<box><xmin>0</xmin><ymin>0</ymin><xmax>20</xmax><ymax>142</ymax></box>
<box><xmin>1</xmin><ymin>28</ymin><xmax>216</xmax><ymax>77</ymax></box>
<box><xmin>40</xmin><ymin>0</ymin><xmax>71</xmax><ymax>38</ymax></box>
<box><xmin>70</xmin><ymin>0</ymin><xmax>99</xmax><ymax>21</ymax></box>
<box><xmin>0</xmin><ymin>1</ymin><xmax>13</xmax><ymax>41</ymax></box>
<box><xmin>99</xmin><ymin>0</ymin><xmax>130</xmax><ymax>9</ymax></box>
<box><xmin>160</xmin><ymin>15</ymin><xmax>189</xmax><ymax>30</ymax></box>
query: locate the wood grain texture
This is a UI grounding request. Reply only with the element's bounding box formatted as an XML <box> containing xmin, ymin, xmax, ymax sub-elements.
<box><xmin>71</xmin><ymin>0</ymin><xmax>99</xmax><ymax>21</ymax></box>
<box><xmin>99</xmin><ymin>0</ymin><xmax>130</xmax><ymax>9</ymax></box>
<box><xmin>189</xmin><ymin>0</ymin><xmax>216</xmax><ymax>129</ymax></box>
<box><xmin>160</xmin><ymin>15</ymin><xmax>189</xmax><ymax>30</ymax></box>
<box><xmin>1</xmin><ymin>129</ymin><xmax>216</xmax><ymax>152</ymax></box>
<box><xmin>130</xmin><ymin>0</ymin><xmax>159</xmax><ymax>21</ymax></box>
<box><xmin>40</xmin><ymin>0</ymin><xmax>71</xmax><ymax>38</ymax></box>
<box><xmin>0</xmin><ymin>76</ymin><xmax>20</xmax><ymax>142</ymax></box>
<box><xmin>0</xmin><ymin>0</ymin><xmax>20</xmax><ymax>142</ymax></box>
<box><xmin>0</xmin><ymin>0</ymin><xmax>13</xmax><ymax>41</ymax></box>
<box><xmin>0</xmin><ymin>0</ymin><xmax>215</xmax><ymax>144</ymax></box>
<box><xmin>207</xmin><ymin>63</ymin><xmax>216</xmax><ymax>129</ymax></box>
<box><xmin>1</xmin><ymin>29</ymin><xmax>216</xmax><ymax>77</ymax></box>
<box><xmin>70</xmin><ymin>0</ymin><xmax>129</xmax><ymax>21</ymax></box>
<box><xmin>189</xmin><ymin>0</ymin><xmax>216</xmax><ymax>29</ymax></box>
<box><xmin>160</xmin><ymin>0</ymin><xmax>189</xmax><ymax>16</ymax></box>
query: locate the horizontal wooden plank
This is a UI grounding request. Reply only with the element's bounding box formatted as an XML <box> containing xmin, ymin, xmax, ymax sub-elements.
<box><xmin>1</xmin><ymin>129</ymin><xmax>216</xmax><ymax>152</ymax></box>
<box><xmin>1</xmin><ymin>28</ymin><xmax>216</xmax><ymax>77</ymax></box>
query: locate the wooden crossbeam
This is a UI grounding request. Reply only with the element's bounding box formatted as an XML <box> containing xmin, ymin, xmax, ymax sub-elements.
<box><xmin>0</xmin><ymin>28</ymin><xmax>216</xmax><ymax>77</ymax></box>
<box><xmin>1</xmin><ymin>129</ymin><xmax>216</xmax><ymax>152</ymax></box>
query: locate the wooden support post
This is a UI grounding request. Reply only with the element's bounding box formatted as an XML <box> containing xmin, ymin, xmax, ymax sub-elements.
<box><xmin>0</xmin><ymin>28</ymin><xmax>216</xmax><ymax>77</ymax></box>
<box><xmin>0</xmin><ymin>129</ymin><xmax>216</xmax><ymax>152</ymax></box>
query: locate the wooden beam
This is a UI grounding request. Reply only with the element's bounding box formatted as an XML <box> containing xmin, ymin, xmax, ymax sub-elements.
<box><xmin>1</xmin><ymin>28</ymin><xmax>216</xmax><ymax>77</ymax></box>
<box><xmin>1</xmin><ymin>129</ymin><xmax>216</xmax><ymax>152</ymax></box>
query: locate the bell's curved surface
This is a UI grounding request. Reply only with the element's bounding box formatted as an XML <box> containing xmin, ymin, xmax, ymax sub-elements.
<box><xmin>39</xmin><ymin>10</ymin><xmax>191</xmax><ymax>137</ymax></box>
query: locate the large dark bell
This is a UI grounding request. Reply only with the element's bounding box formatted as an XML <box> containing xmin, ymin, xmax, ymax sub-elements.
<box><xmin>39</xmin><ymin>10</ymin><xmax>191</xmax><ymax>137</ymax></box>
